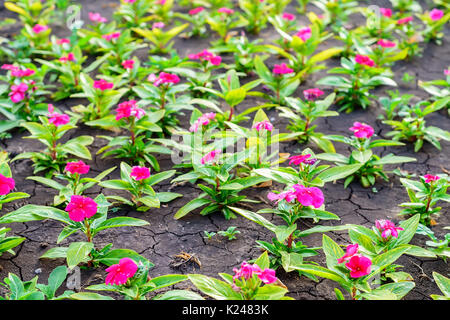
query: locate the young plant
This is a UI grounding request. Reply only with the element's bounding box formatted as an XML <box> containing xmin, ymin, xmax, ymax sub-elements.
<box><xmin>278</xmin><ymin>91</ymin><xmax>338</xmax><ymax>153</ymax></box>
<box><xmin>114</xmin><ymin>0</ymin><xmax>153</xmax><ymax>28</ymax></box>
<box><xmin>87</xmin><ymin>101</ymin><xmax>171</xmax><ymax>169</ymax></box>
<box><xmin>187</xmin><ymin>252</ymin><xmax>293</xmax><ymax>300</ymax></box>
<box><xmin>316</xmin><ymin>122</ymin><xmax>416</xmax><ymax>188</ymax></box>
<box><xmin>418</xmin><ymin>9</ymin><xmax>449</xmax><ymax>44</ymax></box>
<box><xmin>311</xmin><ymin>0</ymin><xmax>359</xmax><ymax>31</ymax></box>
<box><xmin>398</xmin><ymin>174</ymin><xmax>449</xmax><ymax>226</ymax></box>
<box><xmin>218</xmin><ymin>226</ymin><xmax>240</xmax><ymax>240</ymax></box>
<box><xmin>206</xmin><ymin>7</ymin><xmax>248</xmax><ymax>45</ymax></box>
<box><xmin>292</xmin><ymin>234</ymin><xmax>416</xmax><ymax>300</ymax></box>
<box><xmin>0</xmin><ymin>194</ymin><xmax>150</xmax><ymax>270</ymax></box>
<box><xmin>395</xmin><ymin>16</ymin><xmax>423</xmax><ymax>59</ymax></box>
<box><xmin>70</xmin><ymin>73</ymin><xmax>127</xmax><ymax>122</ymax></box>
<box><xmin>203</xmin><ymin>230</ymin><xmax>217</xmax><ymax>240</ymax></box>
<box><xmin>416</xmin><ymin>224</ymin><xmax>449</xmax><ymax>262</ymax></box>
<box><xmin>0</xmin><ymin>152</ymin><xmax>29</xmax><ymax>209</ymax></box>
<box><xmin>12</xmin><ymin>106</ymin><xmax>94</xmax><ymax>177</ymax></box>
<box><xmin>27</xmin><ymin>161</ymin><xmax>115</xmax><ymax>206</ymax></box>
<box><xmin>317</xmin><ymin>55</ymin><xmax>397</xmax><ymax>112</ymax></box>
<box><xmin>383</xmin><ymin>96</ymin><xmax>450</xmax><ymax>151</ymax></box>
<box><xmin>99</xmin><ymin>162</ymin><xmax>182</xmax><ymax>212</ymax></box>
<box><xmin>174</xmin><ymin>6</ymin><xmax>209</xmax><ymax>38</ymax></box>
<box><xmin>172</xmin><ymin>148</ymin><xmax>269</xmax><ymax>220</ymax></box>
<box><xmin>76</xmin><ymin>258</ymin><xmax>200</xmax><ymax>300</ymax></box>
<box><xmin>238</xmin><ymin>0</ymin><xmax>271</xmax><ymax>34</ymax></box>
<box><xmin>0</xmin><ymin>266</ymin><xmax>74</xmax><ymax>300</ymax></box>
<box><xmin>419</xmin><ymin>69</ymin><xmax>450</xmax><ymax>112</ymax></box>
<box><xmin>253</xmin><ymin>56</ymin><xmax>301</xmax><ymax>106</ymax></box>
<box><xmin>133</xmin><ymin>23</ymin><xmax>189</xmax><ymax>54</ymax></box>
<box><xmin>377</xmin><ymin>90</ymin><xmax>414</xmax><ymax>121</ymax></box>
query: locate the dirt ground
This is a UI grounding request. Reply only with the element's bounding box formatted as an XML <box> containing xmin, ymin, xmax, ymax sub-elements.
<box><xmin>0</xmin><ymin>0</ymin><xmax>448</xmax><ymax>300</ymax></box>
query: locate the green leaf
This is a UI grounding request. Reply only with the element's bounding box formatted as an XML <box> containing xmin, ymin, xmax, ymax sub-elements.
<box><xmin>318</xmin><ymin>164</ymin><xmax>363</xmax><ymax>182</ymax></box>
<box><xmin>280</xmin><ymin>252</ymin><xmax>304</xmax><ymax>272</ymax></box>
<box><xmin>0</xmin><ymin>205</ymin><xmax>71</xmax><ymax>224</ymax></box>
<box><xmin>322</xmin><ymin>234</ymin><xmax>345</xmax><ymax>272</ymax></box>
<box><xmin>372</xmin><ymin>154</ymin><xmax>416</xmax><ymax>165</ymax></box>
<box><xmin>432</xmin><ymin>272</ymin><xmax>450</xmax><ymax>298</ymax></box>
<box><xmin>187</xmin><ymin>274</ymin><xmax>242</xmax><ymax>300</ymax></box>
<box><xmin>40</xmin><ymin>247</ymin><xmax>68</xmax><ymax>260</ymax></box>
<box><xmin>66</xmin><ymin>242</ymin><xmax>94</xmax><ymax>269</ymax></box>
<box><xmin>154</xmin><ymin>290</ymin><xmax>205</xmax><ymax>300</ymax></box>
<box><xmin>229</xmin><ymin>207</ymin><xmax>276</xmax><ymax>232</ymax></box>
<box><xmin>70</xmin><ymin>292</ymin><xmax>114</xmax><ymax>300</ymax></box>
<box><xmin>253</xmin><ymin>284</ymin><xmax>289</xmax><ymax>300</ymax></box>
<box><xmin>289</xmin><ymin>264</ymin><xmax>347</xmax><ymax>284</ymax></box>
<box><xmin>96</xmin><ymin>249</ymin><xmax>149</xmax><ymax>267</ymax></box>
<box><xmin>142</xmin><ymin>274</ymin><xmax>188</xmax><ymax>292</ymax></box>
<box><xmin>370</xmin><ymin>246</ymin><xmax>410</xmax><ymax>276</ymax></box>
<box><xmin>174</xmin><ymin>197</ymin><xmax>210</xmax><ymax>219</ymax></box>
<box><xmin>254</xmin><ymin>251</ymin><xmax>270</xmax><ymax>270</ymax></box>
<box><xmin>93</xmin><ymin>217</ymin><xmax>149</xmax><ymax>235</ymax></box>
<box><xmin>392</xmin><ymin>215</ymin><xmax>420</xmax><ymax>246</ymax></box>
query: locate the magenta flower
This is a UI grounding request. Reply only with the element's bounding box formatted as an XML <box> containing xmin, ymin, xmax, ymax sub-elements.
<box><xmin>116</xmin><ymin>100</ymin><xmax>145</xmax><ymax>121</ymax></box>
<box><xmin>93</xmin><ymin>79</ymin><xmax>114</xmax><ymax>91</ymax></box>
<box><xmin>218</xmin><ymin>7</ymin><xmax>234</xmax><ymax>14</ymax></box>
<box><xmin>267</xmin><ymin>190</ymin><xmax>296</xmax><ymax>203</ymax></box>
<box><xmin>337</xmin><ymin>243</ymin><xmax>359</xmax><ymax>264</ymax></box>
<box><xmin>303</xmin><ymin>88</ymin><xmax>324</xmax><ymax>101</ymax></box>
<box><xmin>130</xmin><ymin>166</ymin><xmax>151</xmax><ymax>181</ymax></box>
<box><xmin>377</xmin><ymin>39</ymin><xmax>396</xmax><ymax>48</ymax></box>
<box><xmin>257</xmin><ymin>268</ymin><xmax>278</xmax><ymax>284</ymax></box>
<box><xmin>188</xmin><ymin>50</ymin><xmax>222</xmax><ymax>66</ymax></box>
<box><xmin>233</xmin><ymin>262</ymin><xmax>257</xmax><ymax>281</ymax></box>
<box><xmin>0</xmin><ymin>174</ymin><xmax>15</xmax><ymax>195</ymax></box>
<box><xmin>355</xmin><ymin>54</ymin><xmax>375</xmax><ymax>67</ymax></box>
<box><xmin>288</xmin><ymin>154</ymin><xmax>311</xmax><ymax>165</ymax></box>
<box><xmin>156</xmin><ymin>72</ymin><xmax>180</xmax><ymax>86</ymax></box>
<box><xmin>380</xmin><ymin>8</ymin><xmax>392</xmax><ymax>18</ymax></box>
<box><xmin>32</xmin><ymin>24</ymin><xmax>48</xmax><ymax>34</ymax></box>
<box><xmin>189</xmin><ymin>7</ymin><xmax>205</xmax><ymax>15</ymax></box>
<box><xmin>345</xmin><ymin>255</ymin><xmax>372</xmax><ymax>278</ymax></box>
<box><xmin>65</xmin><ymin>195</ymin><xmax>98</xmax><ymax>222</ymax></box>
<box><xmin>349</xmin><ymin>122</ymin><xmax>374</xmax><ymax>139</ymax></box>
<box><xmin>102</xmin><ymin>32</ymin><xmax>121</xmax><ymax>41</ymax></box>
<box><xmin>189</xmin><ymin>113</ymin><xmax>216</xmax><ymax>132</ymax></box>
<box><xmin>200</xmin><ymin>150</ymin><xmax>221</xmax><ymax>164</ymax></box>
<box><xmin>295</xmin><ymin>27</ymin><xmax>312</xmax><ymax>41</ymax></box>
<box><xmin>292</xmin><ymin>184</ymin><xmax>324</xmax><ymax>208</ymax></box>
<box><xmin>282</xmin><ymin>13</ymin><xmax>295</xmax><ymax>21</ymax></box>
<box><xmin>47</xmin><ymin>104</ymin><xmax>70</xmax><ymax>127</ymax></box>
<box><xmin>124</xmin><ymin>0</ymin><xmax>137</xmax><ymax>3</ymax></box>
<box><xmin>430</xmin><ymin>9</ymin><xmax>444</xmax><ymax>21</ymax></box>
<box><xmin>105</xmin><ymin>258</ymin><xmax>138</xmax><ymax>286</ymax></box>
<box><xmin>65</xmin><ymin>161</ymin><xmax>90</xmax><ymax>175</ymax></box>
<box><xmin>375</xmin><ymin>219</ymin><xmax>404</xmax><ymax>239</ymax></box>
<box><xmin>56</xmin><ymin>38</ymin><xmax>70</xmax><ymax>45</ymax></box>
<box><xmin>122</xmin><ymin>60</ymin><xmax>135</xmax><ymax>69</ymax></box>
<box><xmin>89</xmin><ymin>12</ymin><xmax>107</xmax><ymax>23</ymax></box>
<box><xmin>5</xmin><ymin>65</ymin><xmax>35</xmax><ymax>78</ymax></box>
<box><xmin>59</xmin><ymin>53</ymin><xmax>75</xmax><ymax>63</ymax></box>
<box><xmin>424</xmin><ymin>174</ymin><xmax>440</xmax><ymax>183</ymax></box>
<box><xmin>397</xmin><ymin>16</ymin><xmax>413</xmax><ymax>25</ymax></box>
<box><xmin>252</xmin><ymin>120</ymin><xmax>273</xmax><ymax>132</ymax></box>
<box><xmin>9</xmin><ymin>83</ymin><xmax>28</xmax><ymax>103</ymax></box>
<box><xmin>273</xmin><ymin>63</ymin><xmax>294</xmax><ymax>75</ymax></box>
<box><xmin>445</xmin><ymin>69</ymin><xmax>450</xmax><ymax>76</ymax></box>
<box><xmin>152</xmin><ymin>22</ymin><xmax>165</xmax><ymax>29</ymax></box>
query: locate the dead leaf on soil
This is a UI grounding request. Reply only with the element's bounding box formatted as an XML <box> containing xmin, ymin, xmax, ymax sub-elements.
<box><xmin>170</xmin><ymin>251</ymin><xmax>202</xmax><ymax>268</ymax></box>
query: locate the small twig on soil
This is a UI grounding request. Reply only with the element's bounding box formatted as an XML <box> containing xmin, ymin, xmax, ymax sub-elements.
<box><xmin>411</xmin><ymin>261</ymin><xmax>432</xmax><ymax>281</ymax></box>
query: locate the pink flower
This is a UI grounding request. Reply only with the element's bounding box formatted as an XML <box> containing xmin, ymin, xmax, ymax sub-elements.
<box><xmin>257</xmin><ymin>268</ymin><xmax>278</xmax><ymax>284</ymax></box>
<box><xmin>59</xmin><ymin>53</ymin><xmax>75</xmax><ymax>62</ymax></box>
<box><xmin>124</xmin><ymin>0</ymin><xmax>137</xmax><ymax>3</ymax></box>
<box><xmin>156</xmin><ymin>0</ymin><xmax>166</xmax><ymax>4</ymax></box>
<box><xmin>102</xmin><ymin>32</ymin><xmax>121</xmax><ymax>41</ymax></box>
<box><xmin>47</xmin><ymin>104</ymin><xmax>70</xmax><ymax>127</ymax></box>
<box><xmin>189</xmin><ymin>7</ymin><xmax>205</xmax><ymax>15</ymax></box>
<box><xmin>200</xmin><ymin>150</ymin><xmax>221</xmax><ymax>164</ymax></box>
<box><xmin>189</xmin><ymin>113</ymin><xmax>216</xmax><ymax>132</ymax></box>
<box><xmin>122</xmin><ymin>60</ymin><xmax>135</xmax><ymax>69</ymax></box>
<box><xmin>156</xmin><ymin>72</ymin><xmax>180</xmax><ymax>86</ymax></box>
<box><xmin>65</xmin><ymin>195</ymin><xmax>98</xmax><ymax>222</ymax></box>
<box><xmin>267</xmin><ymin>190</ymin><xmax>296</xmax><ymax>203</ymax></box>
<box><xmin>292</xmin><ymin>184</ymin><xmax>324</xmax><ymax>208</ymax></box>
<box><xmin>423</xmin><ymin>174</ymin><xmax>440</xmax><ymax>183</ymax></box>
<box><xmin>252</xmin><ymin>120</ymin><xmax>273</xmax><ymax>132</ymax></box>
<box><xmin>65</xmin><ymin>161</ymin><xmax>90</xmax><ymax>175</ymax></box>
<box><xmin>295</xmin><ymin>27</ymin><xmax>312</xmax><ymax>41</ymax></box>
<box><xmin>4</xmin><ymin>65</ymin><xmax>35</xmax><ymax>78</ymax></box>
<box><xmin>303</xmin><ymin>88</ymin><xmax>324</xmax><ymax>101</ymax></box>
<box><xmin>397</xmin><ymin>16</ymin><xmax>413</xmax><ymax>25</ymax></box>
<box><xmin>375</xmin><ymin>219</ymin><xmax>404</xmax><ymax>239</ymax></box>
<box><xmin>89</xmin><ymin>12</ymin><xmax>107</xmax><ymax>23</ymax></box>
<box><xmin>93</xmin><ymin>79</ymin><xmax>114</xmax><ymax>91</ymax></box>
<box><xmin>288</xmin><ymin>154</ymin><xmax>311</xmax><ymax>165</ymax></box>
<box><xmin>233</xmin><ymin>262</ymin><xmax>257</xmax><ymax>281</ymax></box>
<box><xmin>130</xmin><ymin>166</ymin><xmax>151</xmax><ymax>181</ymax></box>
<box><xmin>345</xmin><ymin>255</ymin><xmax>372</xmax><ymax>278</ymax></box>
<box><xmin>445</xmin><ymin>69</ymin><xmax>450</xmax><ymax>76</ymax></box>
<box><xmin>273</xmin><ymin>63</ymin><xmax>294</xmax><ymax>75</ymax></box>
<box><xmin>188</xmin><ymin>50</ymin><xmax>221</xmax><ymax>66</ymax></box>
<box><xmin>0</xmin><ymin>174</ymin><xmax>15</xmax><ymax>195</ymax></box>
<box><xmin>147</xmin><ymin>73</ymin><xmax>158</xmax><ymax>83</ymax></box>
<box><xmin>430</xmin><ymin>9</ymin><xmax>444</xmax><ymax>21</ymax></box>
<box><xmin>116</xmin><ymin>100</ymin><xmax>145</xmax><ymax>120</ymax></box>
<box><xmin>377</xmin><ymin>39</ymin><xmax>396</xmax><ymax>48</ymax></box>
<box><xmin>337</xmin><ymin>243</ymin><xmax>359</xmax><ymax>264</ymax></box>
<box><xmin>56</xmin><ymin>38</ymin><xmax>70</xmax><ymax>45</ymax></box>
<box><xmin>9</xmin><ymin>83</ymin><xmax>28</xmax><ymax>103</ymax></box>
<box><xmin>355</xmin><ymin>54</ymin><xmax>375</xmax><ymax>67</ymax></box>
<box><xmin>32</xmin><ymin>24</ymin><xmax>48</xmax><ymax>34</ymax></box>
<box><xmin>152</xmin><ymin>22</ymin><xmax>165</xmax><ymax>29</ymax></box>
<box><xmin>105</xmin><ymin>258</ymin><xmax>138</xmax><ymax>286</ymax></box>
<box><xmin>218</xmin><ymin>7</ymin><xmax>234</xmax><ymax>14</ymax></box>
<box><xmin>349</xmin><ymin>122</ymin><xmax>374</xmax><ymax>139</ymax></box>
<box><xmin>282</xmin><ymin>13</ymin><xmax>295</xmax><ymax>21</ymax></box>
<box><xmin>380</xmin><ymin>8</ymin><xmax>392</xmax><ymax>18</ymax></box>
